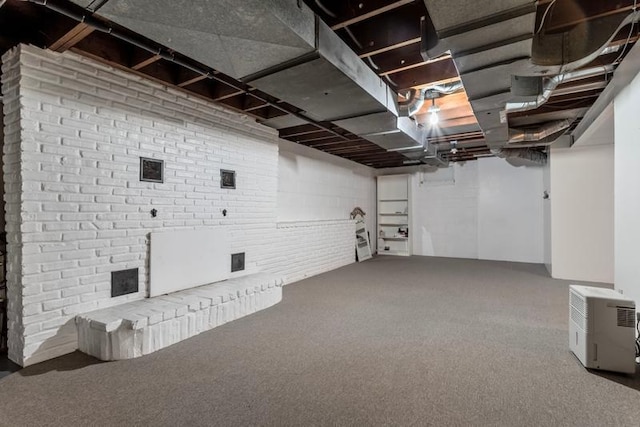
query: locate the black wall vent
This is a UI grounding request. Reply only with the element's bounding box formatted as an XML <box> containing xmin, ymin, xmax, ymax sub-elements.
<box><xmin>111</xmin><ymin>268</ymin><xmax>139</xmax><ymax>297</ymax></box>
<box><xmin>231</xmin><ymin>253</ymin><xmax>245</xmax><ymax>272</ymax></box>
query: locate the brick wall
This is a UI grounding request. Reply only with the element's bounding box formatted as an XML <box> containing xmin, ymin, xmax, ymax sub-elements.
<box><xmin>273</xmin><ymin>220</ymin><xmax>355</xmax><ymax>284</ymax></box>
<box><xmin>2</xmin><ymin>44</ymin><xmax>23</xmax><ymax>364</ymax></box>
<box><xmin>2</xmin><ymin>45</ymin><xmax>365</xmax><ymax>366</ymax></box>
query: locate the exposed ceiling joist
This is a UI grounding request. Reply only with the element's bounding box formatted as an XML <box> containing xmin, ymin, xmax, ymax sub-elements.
<box><xmin>330</xmin><ymin>0</ymin><xmax>414</xmax><ymax>30</ymax></box>
<box><xmin>131</xmin><ymin>54</ymin><xmax>162</xmax><ymax>71</ymax></box>
<box><xmin>48</xmin><ymin>22</ymin><xmax>94</xmax><ymax>52</ymax></box>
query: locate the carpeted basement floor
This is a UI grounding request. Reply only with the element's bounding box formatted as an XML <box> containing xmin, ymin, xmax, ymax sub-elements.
<box><xmin>0</xmin><ymin>256</ymin><xmax>639</xmax><ymax>426</ymax></box>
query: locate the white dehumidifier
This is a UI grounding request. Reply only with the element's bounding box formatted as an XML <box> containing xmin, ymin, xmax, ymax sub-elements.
<box><xmin>569</xmin><ymin>285</ymin><xmax>636</xmax><ymax>374</ymax></box>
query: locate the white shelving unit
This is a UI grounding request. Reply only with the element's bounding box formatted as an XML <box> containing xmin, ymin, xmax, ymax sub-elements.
<box><xmin>377</xmin><ymin>174</ymin><xmax>411</xmax><ymax>256</ymax></box>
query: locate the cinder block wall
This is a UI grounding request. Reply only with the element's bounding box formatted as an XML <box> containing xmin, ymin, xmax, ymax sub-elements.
<box><xmin>2</xmin><ymin>45</ymin><xmax>358</xmax><ymax>366</ymax></box>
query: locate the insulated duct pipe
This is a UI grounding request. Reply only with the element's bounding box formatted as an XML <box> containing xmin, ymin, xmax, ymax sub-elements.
<box><xmin>506</xmin><ymin>65</ymin><xmax>614</xmax><ymax>113</ymax></box>
<box><xmin>398</xmin><ymin>88</ymin><xmax>427</xmax><ymax>117</ymax></box>
<box><xmin>398</xmin><ymin>81</ymin><xmax>464</xmax><ymax>117</ymax></box>
<box><xmin>429</xmin><ymin>81</ymin><xmax>464</xmax><ymax>95</ymax></box>
<box><xmin>508</xmin><ymin>119</ymin><xmax>572</xmax><ymax>143</ymax></box>
<box><xmin>490</xmin><ymin>147</ymin><xmax>547</xmax><ymax>165</ymax></box>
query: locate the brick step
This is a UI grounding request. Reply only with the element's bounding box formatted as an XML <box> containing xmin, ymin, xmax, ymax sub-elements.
<box><xmin>76</xmin><ymin>273</ymin><xmax>283</xmax><ymax>360</ymax></box>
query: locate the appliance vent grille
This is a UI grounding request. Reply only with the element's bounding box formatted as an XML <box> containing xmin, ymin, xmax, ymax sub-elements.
<box><xmin>616</xmin><ymin>307</ymin><xmax>635</xmax><ymax>328</ymax></box>
<box><xmin>570</xmin><ymin>290</ymin><xmax>587</xmax><ymax>331</ymax></box>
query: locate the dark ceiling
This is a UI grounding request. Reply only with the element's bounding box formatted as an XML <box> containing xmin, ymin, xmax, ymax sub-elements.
<box><xmin>0</xmin><ymin>0</ymin><xmax>638</xmax><ymax>167</ymax></box>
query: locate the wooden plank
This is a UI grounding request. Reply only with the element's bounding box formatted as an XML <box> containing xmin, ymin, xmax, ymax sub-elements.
<box><xmin>331</xmin><ymin>0</ymin><xmax>414</xmax><ymax>30</ymax></box>
<box><xmin>49</xmin><ymin>22</ymin><xmax>94</xmax><ymax>52</ymax></box>
<box><xmin>388</xmin><ymin>59</ymin><xmax>459</xmax><ymax>90</ymax></box>
<box><xmin>379</xmin><ymin>54</ymin><xmax>452</xmax><ymax>77</ymax></box>
<box><xmin>132</xmin><ymin>54</ymin><xmax>162</xmax><ymax>71</ymax></box>
<box><xmin>279</xmin><ymin>124</ymin><xmax>323</xmax><ymax>138</ymax></box>
<box><xmin>177</xmin><ymin>74</ymin><xmax>208</xmax><ymax>88</ymax></box>
<box><xmin>359</xmin><ymin>37</ymin><xmax>421</xmax><ymax>59</ymax></box>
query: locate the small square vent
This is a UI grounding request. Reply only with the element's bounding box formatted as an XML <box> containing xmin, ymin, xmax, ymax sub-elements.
<box><xmin>111</xmin><ymin>268</ymin><xmax>139</xmax><ymax>297</ymax></box>
<box><xmin>231</xmin><ymin>253</ymin><xmax>245</xmax><ymax>272</ymax></box>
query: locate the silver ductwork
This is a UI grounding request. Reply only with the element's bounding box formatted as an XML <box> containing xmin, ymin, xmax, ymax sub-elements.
<box><xmin>66</xmin><ymin>0</ymin><xmax>424</xmax><ymax>153</ymax></box>
<box><xmin>398</xmin><ymin>81</ymin><xmax>464</xmax><ymax>117</ymax></box>
<box><xmin>508</xmin><ymin>119</ymin><xmax>572</xmax><ymax>144</ymax></box>
<box><xmin>422</xmin><ymin>0</ymin><xmax>637</xmax><ymax>161</ymax></box>
<box><xmin>491</xmin><ymin>147</ymin><xmax>548</xmax><ymax>165</ymax></box>
<box><xmin>505</xmin><ymin>65</ymin><xmax>614</xmax><ymax>113</ymax></box>
<box><xmin>398</xmin><ymin>88</ymin><xmax>428</xmax><ymax>118</ymax></box>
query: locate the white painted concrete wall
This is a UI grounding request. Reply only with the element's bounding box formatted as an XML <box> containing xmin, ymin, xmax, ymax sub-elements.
<box><xmin>549</xmin><ymin>145</ymin><xmax>614</xmax><ymax>283</ymax></box>
<box><xmin>278</xmin><ymin>139</ymin><xmax>376</xmax><ymax>249</ymax></box>
<box><xmin>478</xmin><ymin>158</ymin><xmax>544</xmax><ymax>263</ymax></box>
<box><xmin>411</xmin><ymin>162</ymin><xmax>478</xmax><ymax>259</ymax></box>
<box><xmin>410</xmin><ymin>158</ymin><xmax>543</xmax><ymax>263</ymax></box>
<box><xmin>614</xmin><ymin>69</ymin><xmax>640</xmax><ymax>306</ymax></box>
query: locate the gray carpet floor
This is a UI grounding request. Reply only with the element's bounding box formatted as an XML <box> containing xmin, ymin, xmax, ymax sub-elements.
<box><xmin>0</xmin><ymin>256</ymin><xmax>639</xmax><ymax>426</ymax></box>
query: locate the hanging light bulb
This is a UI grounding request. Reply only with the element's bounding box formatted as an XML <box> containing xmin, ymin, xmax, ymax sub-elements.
<box><xmin>450</xmin><ymin>140</ymin><xmax>458</xmax><ymax>154</ymax></box>
<box><xmin>429</xmin><ymin>110</ymin><xmax>439</xmax><ymax>125</ymax></box>
<box><xmin>428</xmin><ymin>98</ymin><xmax>440</xmax><ymax>126</ymax></box>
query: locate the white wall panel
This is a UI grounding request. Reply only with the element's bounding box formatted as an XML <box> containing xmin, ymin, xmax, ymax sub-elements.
<box><xmin>478</xmin><ymin>158</ymin><xmax>544</xmax><ymax>263</ymax></box>
<box><xmin>278</xmin><ymin>139</ymin><xmax>376</xmax><ymax>249</ymax></box>
<box><xmin>614</xmin><ymin>69</ymin><xmax>640</xmax><ymax>305</ymax></box>
<box><xmin>550</xmin><ymin>145</ymin><xmax>614</xmax><ymax>283</ymax></box>
<box><xmin>411</xmin><ymin>162</ymin><xmax>479</xmax><ymax>259</ymax></box>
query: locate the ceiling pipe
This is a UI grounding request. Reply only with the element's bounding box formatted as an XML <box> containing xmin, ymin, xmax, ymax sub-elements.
<box><xmin>551</xmin><ymin>80</ymin><xmax>609</xmax><ymax>97</ymax></box>
<box><xmin>490</xmin><ymin>147</ymin><xmax>548</xmax><ymax>165</ymax></box>
<box><xmin>505</xmin><ymin>65</ymin><xmax>615</xmax><ymax>113</ymax></box>
<box><xmin>430</xmin><ymin>81</ymin><xmax>464</xmax><ymax>95</ymax></box>
<box><xmin>398</xmin><ymin>88</ymin><xmax>426</xmax><ymax>117</ymax></box>
<box><xmin>508</xmin><ymin>119</ymin><xmax>572</xmax><ymax>143</ymax></box>
<box><xmin>398</xmin><ymin>81</ymin><xmax>464</xmax><ymax>117</ymax></box>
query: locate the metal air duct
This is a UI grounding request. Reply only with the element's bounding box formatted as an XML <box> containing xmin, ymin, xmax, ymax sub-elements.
<box><xmin>398</xmin><ymin>81</ymin><xmax>464</xmax><ymax>117</ymax></box>
<box><xmin>422</xmin><ymin>0</ymin><xmax>638</xmax><ymax>159</ymax></box>
<box><xmin>66</xmin><ymin>0</ymin><xmax>424</xmax><ymax>153</ymax></box>
<box><xmin>506</xmin><ymin>65</ymin><xmax>614</xmax><ymax>113</ymax></box>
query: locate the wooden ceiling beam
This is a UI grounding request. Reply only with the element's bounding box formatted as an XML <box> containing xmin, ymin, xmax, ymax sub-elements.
<box><xmin>242</xmin><ymin>94</ymin><xmax>268</xmax><ymax>112</ymax></box>
<box><xmin>279</xmin><ymin>123</ymin><xmax>323</xmax><ymax>138</ymax></box>
<box><xmin>343</xmin><ymin>151</ymin><xmax>401</xmax><ymax>159</ymax></box>
<box><xmin>427</xmin><ymin>131</ymin><xmax>485</xmax><ymax>144</ymax></box>
<box><xmin>435</xmin><ymin>115</ymin><xmax>481</xmax><ymax>129</ymax></box>
<box><xmin>49</xmin><ymin>22</ymin><xmax>94</xmax><ymax>52</ymax></box>
<box><xmin>287</xmin><ymin>130</ymin><xmax>335</xmax><ymax>141</ymax></box>
<box><xmin>359</xmin><ymin>37</ymin><xmax>420</xmax><ymax>59</ymax></box>
<box><xmin>340</xmin><ymin>2</ymin><xmax>424</xmax><ymax>58</ymax></box>
<box><xmin>379</xmin><ymin>54</ymin><xmax>452</xmax><ymax>77</ymax></box>
<box><xmin>245</xmin><ymin>105</ymin><xmax>288</xmax><ymax>120</ymax></box>
<box><xmin>177</xmin><ymin>74</ymin><xmax>208</xmax><ymax>88</ymax></box>
<box><xmin>299</xmin><ymin>136</ymin><xmax>350</xmax><ymax>145</ymax></box>
<box><xmin>388</xmin><ymin>59</ymin><xmax>459</xmax><ymax>91</ymax></box>
<box><xmin>307</xmin><ymin>138</ymin><xmax>370</xmax><ymax>148</ymax></box>
<box><xmin>328</xmin><ymin>147</ymin><xmax>384</xmax><ymax>156</ymax></box>
<box><xmin>131</xmin><ymin>54</ymin><xmax>162</xmax><ymax>71</ymax></box>
<box><xmin>331</xmin><ymin>0</ymin><xmax>414</xmax><ymax>30</ymax></box>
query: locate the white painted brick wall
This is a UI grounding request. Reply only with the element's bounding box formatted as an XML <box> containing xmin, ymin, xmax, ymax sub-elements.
<box><xmin>273</xmin><ymin>220</ymin><xmax>356</xmax><ymax>284</ymax></box>
<box><xmin>278</xmin><ymin>140</ymin><xmax>376</xmax><ymax>252</ymax></box>
<box><xmin>2</xmin><ymin>46</ymin><xmax>24</xmax><ymax>365</ymax></box>
<box><xmin>2</xmin><ymin>45</ymin><xmax>365</xmax><ymax>366</ymax></box>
